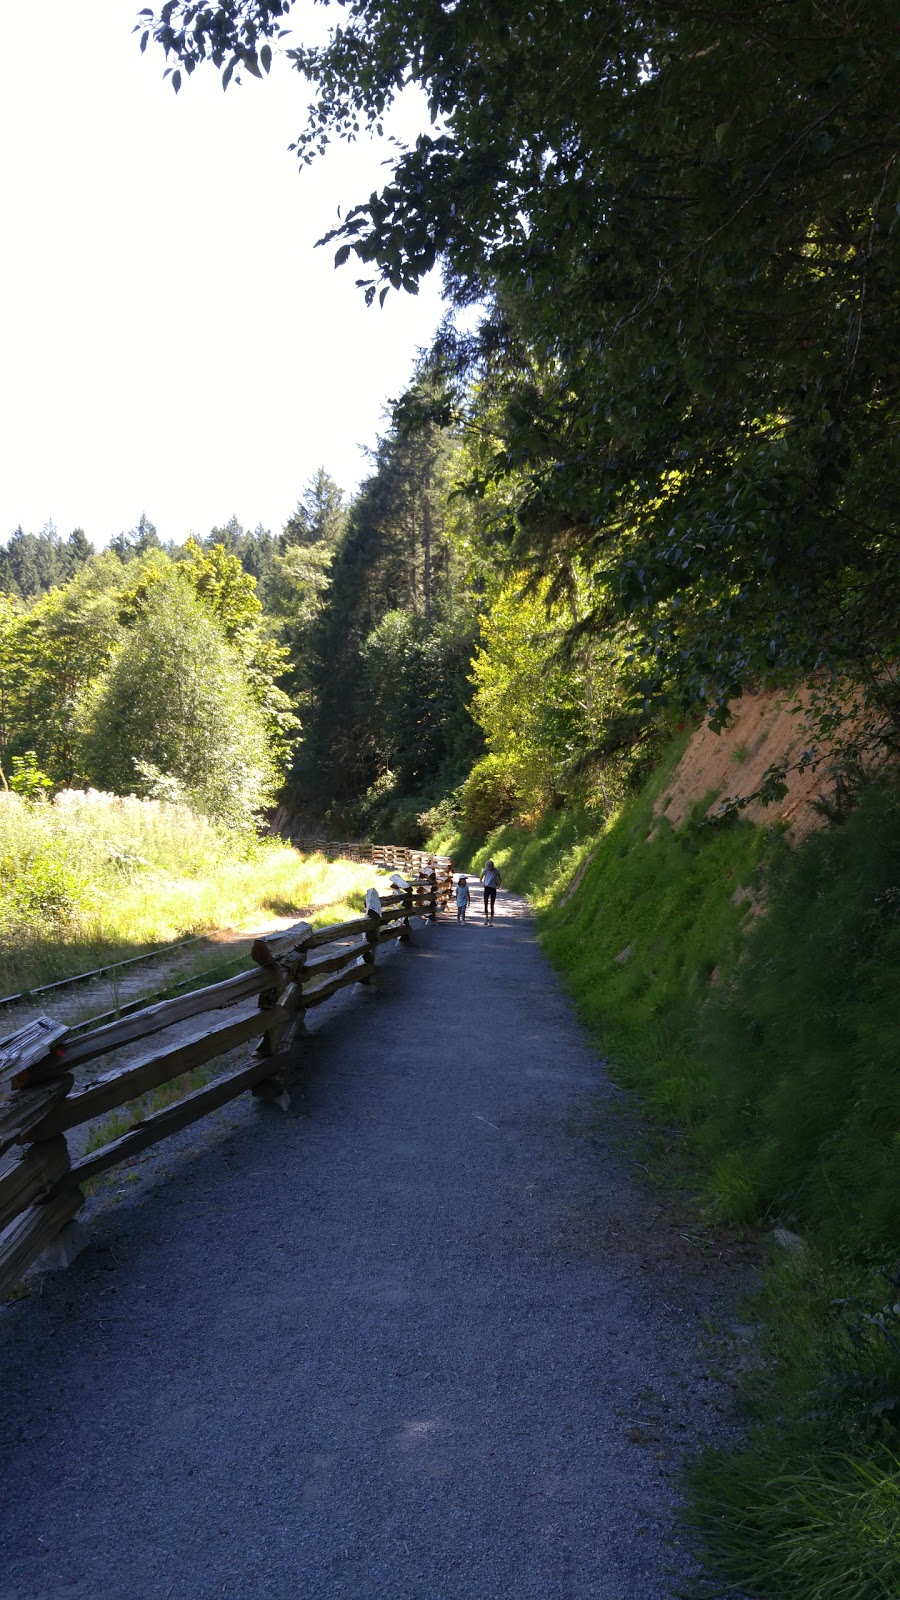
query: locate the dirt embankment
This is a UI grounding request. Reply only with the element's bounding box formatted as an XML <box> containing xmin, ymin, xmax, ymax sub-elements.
<box><xmin>655</xmin><ymin>689</ymin><xmax>837</xmax><ymax>840</ymax></box>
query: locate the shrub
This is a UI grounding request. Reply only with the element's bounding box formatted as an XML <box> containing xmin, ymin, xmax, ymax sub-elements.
<box><xmin>8</xmin><ymin>752</ymin><xmax>52</xmax><ymax>799</ymax></box>
<box><xmin>459</xmin><ymin>753</ymin><xmax>519</xmax><ymax>836</ymax></box>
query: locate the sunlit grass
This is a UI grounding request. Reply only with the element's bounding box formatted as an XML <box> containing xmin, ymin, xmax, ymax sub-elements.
<box><xmin>688</xmin><ymin>1447</ymin><xmax>900</xmax><ymax>1599</ymax></box>
<box><xmin>0</xmin><ymin>790</ymin><xmax>377</xmax><ymax>993</ymax></box>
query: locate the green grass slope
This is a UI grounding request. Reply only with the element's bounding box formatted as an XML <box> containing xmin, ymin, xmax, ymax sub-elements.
<box><xmin>431</xmin><ymin>742</ymin><xmax>900</xmax><ymax>1598</ymax></box>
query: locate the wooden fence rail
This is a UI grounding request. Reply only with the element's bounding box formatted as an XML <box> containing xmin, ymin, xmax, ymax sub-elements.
<box><xmin>291</xmin><ymin>839</ymin><xmax>449</xmax><ymax>880</ymax></box>
<box><xmin>0</xmin><ymin>856</ymin><xmax>453</xmax><ymax>1300</ymax></box>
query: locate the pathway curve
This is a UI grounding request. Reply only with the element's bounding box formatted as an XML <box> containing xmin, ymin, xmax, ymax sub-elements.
<box><xmin>0</xmin><ymin>892</ymin><xmax>738</xmax><ymax>1600</ymax></box>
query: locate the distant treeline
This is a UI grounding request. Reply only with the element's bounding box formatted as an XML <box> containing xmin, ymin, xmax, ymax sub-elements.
<box><xmin>0</xmin><ymin>471</ymin><xmax>347</xmax><ymax>829</ymax></box>
<box><xmin>0</xmin><ymin>470</ymin><xmax>344</xmax><ymax>603</ymax></box>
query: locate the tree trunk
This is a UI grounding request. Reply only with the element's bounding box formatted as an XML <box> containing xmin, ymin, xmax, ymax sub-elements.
<box><xmin>423</xmin><ymin>424</ymin><xmax>433</xmax><ymax>624</ymax></box>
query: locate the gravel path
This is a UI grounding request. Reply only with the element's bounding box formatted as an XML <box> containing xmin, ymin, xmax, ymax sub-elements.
<box><xmin>0</xmin><ymin>892</ymin><xmax>739</xmax><ymax>1600</ymax></box>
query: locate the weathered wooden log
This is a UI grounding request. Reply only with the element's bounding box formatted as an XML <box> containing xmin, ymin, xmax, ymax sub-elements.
<box><xmin>305</xmin><ymin>915</ymin><xmax>377</xmax><ymax>949</ymax></box>
<box><xmin>302</xmin><ymin>941</ymin><xmax>369</xmax><ymax>979</ymax></box>
<box><xmin>58</xmin><ymin>966</ymin><xmax>274</xmax><ymax>1073</ymax></box>
<box><xmin>0</xmin><ymin>1017</ymin><xmax>70</xmax><ymax>1092</ymax></box>
<box><xmin>377</xmin><ymin>925</ymin><xmax>404</xmax><ymax>944</ymax></box>
<box><xmin>0</xmin><ymin>1138</ymin><xmax>71</xmax><ymax>1234</ymax></box>
<box><xmin>256</xmin><ymin>978</ymin><xmax>303</xmax><ymax>1056</ymax></box>
<box><xmin>362</xmin><ymin>888</ymin><xmax>381</xmax><ymax>978</ymax></box>
<box><xmin>250</xmin><ymin>920</ymin><xmax>313</xmax><ymax>967</ymax></box>
<box><xmin>0</xmin><ymin>1189</ymin><xmax>83</xmax><ymax>1300</ymax></box>
<box><xmin>277</xmin><ymin>979</ymin><xmax>307</xmax><ymax>1017</ymax></box>
<box><xmin>377</xmin><ymin>892</ymin><xmax>432</xmax><ymax>911</ymax></box>
<box><xmin>299</xmin><ymin>961</ymin><xmax>371</xmax><ymax>1008</ymax></box>
<box><xmin>399</xmin><ymin>879</ymin><xmax>414</xmax><ymax>942</ymax></box>
<box><xmin>251</xmin><ymin>998</ymin><xmax>309</xmax><ymax>1099</ymax></box>
<box><xmin>55</xmin><ymin>1055</ymin><xmax>284</xmax><ymax>1190</ymax></box>
<box><xmin>0</xmin><ymin>1075</ymin><xmax>74</xmax><ymax>1159</ymax></box>
<box><xmin>32</xmin><ymin>998</ymin><xmax>290</xmax><ymax>1138</ymax></box>
<box><xmin>363</xmin><ymin>893</ymin><xmax>381</xmax><ymax>975</ymax></box>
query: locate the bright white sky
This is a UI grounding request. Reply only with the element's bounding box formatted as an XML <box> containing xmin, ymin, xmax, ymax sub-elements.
<box><xmin>0</xmin><ymin>0</ymin><xmax>448</xmax><ymax>546</ymax></box>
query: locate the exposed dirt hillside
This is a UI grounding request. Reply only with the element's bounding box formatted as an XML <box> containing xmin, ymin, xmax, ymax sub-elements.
<box><xmin>655</xmin><ymin>689</ymin><xmax>830</xmax><ymax>839</ymax></box>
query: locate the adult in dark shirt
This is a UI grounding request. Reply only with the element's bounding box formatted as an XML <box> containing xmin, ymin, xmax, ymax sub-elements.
<box><xmin>480</xmin><ymin>860</ymin><xmax>501</xmax><ymax>923</ymax></box>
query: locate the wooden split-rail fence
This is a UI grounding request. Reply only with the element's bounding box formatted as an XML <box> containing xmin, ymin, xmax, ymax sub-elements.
<box><xmin>290</xmin><ymin>839</ymin><xmax>446</xmax><ymax>875</ymax></box>
<box><xmin>0</xmin><ymin>858</ymin><xmax>453</xmax><ymax>1300</ymax></box>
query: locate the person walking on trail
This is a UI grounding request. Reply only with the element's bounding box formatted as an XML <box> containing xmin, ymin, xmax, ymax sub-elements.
<box><xmin>455</xmin><ymin>876</ymin><xmax>471</xmax><ymax>923</ymax></box>
<box><xmin>480</xmin><ymin>860</ymin><xmax>502</xmax><ymax>923</ymax></box>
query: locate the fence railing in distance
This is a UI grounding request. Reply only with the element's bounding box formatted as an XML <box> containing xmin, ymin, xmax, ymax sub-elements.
<box><xmin>292</xmin><ymin>839</ymin><xmax>451</xmax><ymax>882</ymax></box>
<box><xmin>0</xmin><ymin>857</ymin><xmax>452</xmax><ymax>1300</ymax></box>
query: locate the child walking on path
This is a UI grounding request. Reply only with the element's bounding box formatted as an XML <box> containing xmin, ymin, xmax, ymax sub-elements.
<box><xmin>480</xmin><ymin>861</ymin><xmax>502</xmax><ymax>923</ymax></box>
<box><xmin>455</xmin><ymin>877</ymin><xmax>471</xmax><ymax>923</ymax></box>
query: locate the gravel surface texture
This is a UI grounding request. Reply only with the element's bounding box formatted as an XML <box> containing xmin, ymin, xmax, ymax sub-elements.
<box><xmin>0</xmin><ymin>892</ymin><xmax>740</xmax><ymax>1600</ymax></box>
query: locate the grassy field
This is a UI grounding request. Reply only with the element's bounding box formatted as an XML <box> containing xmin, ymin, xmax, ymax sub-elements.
<box><xmin>0</xmin><ymin>789</ymin><xmax>376</xmax><ymax>996</ymax></box>
<box><xmin>430</xmin><ymin>747</ymin><xmax>900</xmax><ymax>1598</ymax></box>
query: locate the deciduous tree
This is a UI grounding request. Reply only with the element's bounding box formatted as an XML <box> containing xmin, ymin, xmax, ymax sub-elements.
<box><xmin>143</xmin><ymin>0</ymin><xmax>900</xmax><ymax>745</ymax></box>
<box><xmin>83</xmin><ymin>574</ymin><xmax>275</xmax><ymax>827</ymax></box>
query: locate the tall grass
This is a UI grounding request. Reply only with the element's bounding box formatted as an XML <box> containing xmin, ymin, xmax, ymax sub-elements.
<box><xmin>430</xmin><ymin>748</ymin><xmax>900</xmax><ymax>1598</ymax></box>
<box><xmin>688</xmin><ymin>1447</ymin><xmax>900</xmax><ymax>1599</ymax></box>
<box><xmin>0</xmin><ymin>790</ymin><xmax>375</xmax><ymax>993</ymax></box>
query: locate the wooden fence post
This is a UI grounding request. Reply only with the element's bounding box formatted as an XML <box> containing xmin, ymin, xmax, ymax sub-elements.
<box><xmin>363</xmin><ymin>888</ymin><xmax>382</xmax><ymax>989</ymax></box>
<box><xmin>0</xmin><ymin>1020</ymin><xmax>86</xmax><ymax>1287</ymax></box>
<box><xmin>249</xmin><ymin>930</ymin><xmax>310</xmax><ymax>1109</ymax></box>
<box><xmin>1</xmin><ymin>840</ymin><xmax>453</xmax><ymax>1299</ymax></box>
<box><xmin>400</xmin><ymin>879</ymin><xmax>413</xmax><ymax>942</ymax></box>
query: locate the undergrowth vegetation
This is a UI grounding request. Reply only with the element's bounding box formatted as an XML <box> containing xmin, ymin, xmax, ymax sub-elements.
<box><xmin>0</xmin><ymin>788</ymin><xmax>373</xmax><ymax>994</ymax></box>
<box><xmin>430</xmin><ymin>746</ymin><xmax>900</xmax><ymax>1598</ymax></box>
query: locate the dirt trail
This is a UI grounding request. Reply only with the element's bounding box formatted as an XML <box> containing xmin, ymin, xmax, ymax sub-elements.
<box><xmin>0</xmin><ymin>906</ymin><xmax>355</xmax><ymax>1039</ymax></box>
<box><xmin>0</xmin><ymin>893</ymin><xmax>742</xmax><ymax>1600</ymax></box>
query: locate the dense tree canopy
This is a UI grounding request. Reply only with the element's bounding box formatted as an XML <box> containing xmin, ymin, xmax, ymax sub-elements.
<box><xmin>291</xmin><ymin>367</ymin><xmax>481</xmax><ymax>829</ymax></box>
<box><xmin>0</xmin><ymin>538</ymin><xmax>302</xmax><ymax>825</ymax></box>
<box><xmin>143</xmin><ymin>0</ymin><xmax>899</xmax><ymax>754</ymax></box>
<box><xmin>14</xmin><ymin>558</ymin><xmax>126</xmax><ymax>786</ymax></box>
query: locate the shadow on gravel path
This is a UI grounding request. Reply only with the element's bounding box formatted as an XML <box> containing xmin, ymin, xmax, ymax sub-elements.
<box><xmin>0</xmin><ymin>892</ymin><xmax>739</xmax><ymax>1600</ymax></box>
